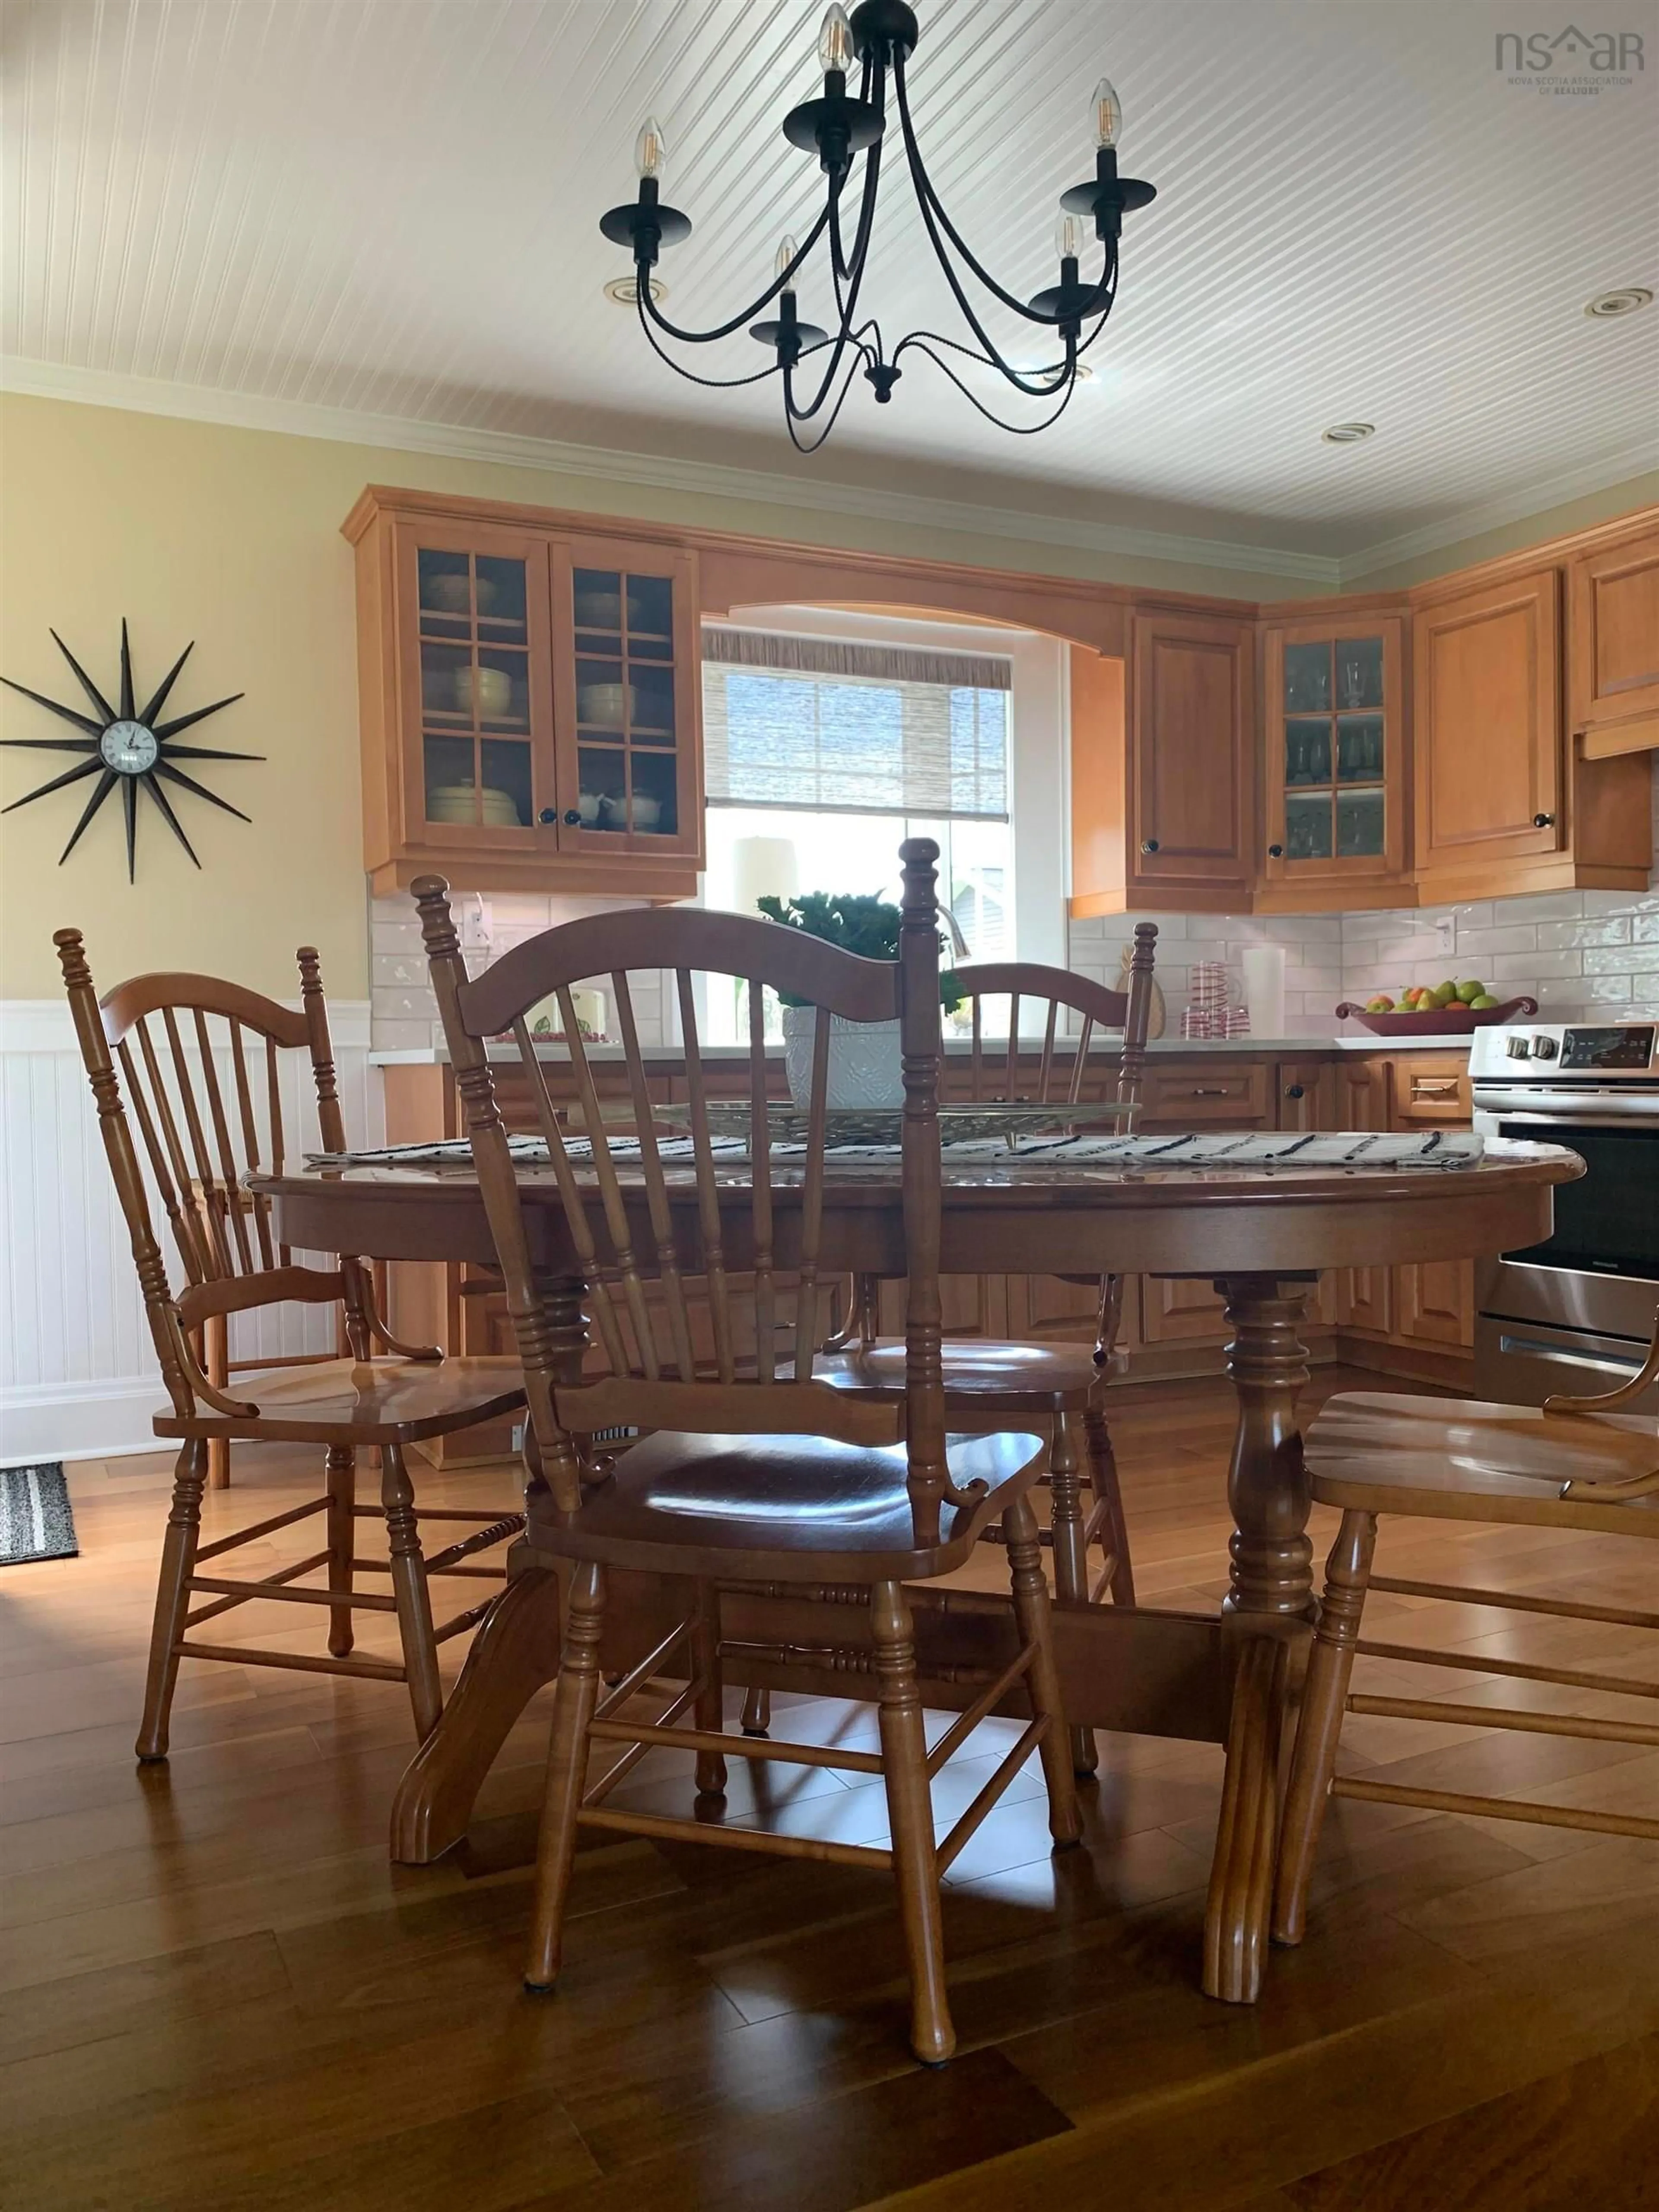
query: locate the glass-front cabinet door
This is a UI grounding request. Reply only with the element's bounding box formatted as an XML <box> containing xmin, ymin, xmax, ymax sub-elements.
<box><xmin>550</xmin><ymin>537</ymin><xmax>701</xmax><ymax>868</ymax></box>
<box><xmin>1262</xmin><ymin>615</ymin><xmax>1405</xmax><ymax>898</ymax></box>
<box><xmin>394</xmin><ymin>521</ymin><xmax>553</xmax><ymax>858</ymax></box>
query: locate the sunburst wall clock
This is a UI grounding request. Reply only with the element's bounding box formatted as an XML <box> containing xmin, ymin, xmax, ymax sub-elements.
<box><xmin>0</xmin><ymin>623</ymin><xmax>261</xmax><ymax>881</ymax></box>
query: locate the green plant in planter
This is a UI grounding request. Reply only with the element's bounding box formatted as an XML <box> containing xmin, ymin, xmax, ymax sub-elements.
<box><xmin>756</xmin><ymin>890</ymin><xmax>964</xmax><ymax>1011</ymax></box>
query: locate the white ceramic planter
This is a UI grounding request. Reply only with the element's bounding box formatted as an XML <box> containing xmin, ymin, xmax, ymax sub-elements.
<box><xmin>781</xmin><ymin>1007</ymin><xmax>904</xmax><ymax>1109</ymax></box>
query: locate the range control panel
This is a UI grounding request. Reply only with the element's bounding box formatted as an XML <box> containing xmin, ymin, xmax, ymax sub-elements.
<box><xmin>1472</xmin><ymin>1023</ymin><xmax>1658</xmax><ymax>1078</ymax></box>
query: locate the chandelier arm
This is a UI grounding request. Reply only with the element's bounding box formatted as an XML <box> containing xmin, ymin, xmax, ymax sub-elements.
<box><xmin>633</xmin><ymin>289</ymin><xmax>788</xmax><ymax>388</ymax></box>
<box><xmin>637</xmin><ymin>195</ymin><xmax>837</xmax><ymax>347</ymax></box>
<box><xmin>890</xmin><ymin>86</ymin><xmax>1097</xmax><ymax>394</ymax></box>
<box><xmin>829</xmin><ymin>53</ymin><xmax>880</xmax><ymax>288</ymax></box>
<box><xmin>892</xmin><ymin>334</ymin><xmax>1084</xmax><ymax>436</ymax></box>
<box><xmin>892</xmin><ymin>50</ymin><xmax>1112</xmax><ymax>333</ymax></box>
<box><xmin>899</xmin><ymin>293</ymin><xmax>1115</xmax><ymax>391</ymax></box>
<box><xmin>782</xmin><ymin>337</ymin><xmax>870</xmax><ymax>455</ymax></box>
<box><xmin>829</xmin><ymin>125</ymin><xmax>883</xmax><ymax>327</ymax></box>
<box><xmin>785</xmin><ymin>172</ymin><xmax>882</xmax><ymax>422</ymax></box>
<box><xmin>783</xmin><ymin>308</ymin><xmax>880</xmax><ymax>424</ymax></box>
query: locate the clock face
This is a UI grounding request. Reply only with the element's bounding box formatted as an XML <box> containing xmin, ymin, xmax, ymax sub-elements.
<box><xmin>99</xmin><ymin>719</ymin><xmax>160</xmax><ymax>775</ymax></box>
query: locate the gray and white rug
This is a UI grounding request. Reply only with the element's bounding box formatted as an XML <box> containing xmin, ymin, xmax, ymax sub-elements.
<box><xmin>0</xmin><ymin>1463</ymin><xmax>78</xmax><ymax>1564</ymax></box>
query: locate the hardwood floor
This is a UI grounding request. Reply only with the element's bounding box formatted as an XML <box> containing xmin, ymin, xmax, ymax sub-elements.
<box><xmin>4</xmin><ymin>1369</ymin><xmax>1659</xmax><ymax>2210</ymax></box>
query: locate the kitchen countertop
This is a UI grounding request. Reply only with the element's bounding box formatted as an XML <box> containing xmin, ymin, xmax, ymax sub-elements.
<box><xmin>369</xmin><ymin>1032</ymin><xmax>1474</xmax><ymax>1067</ymax></box>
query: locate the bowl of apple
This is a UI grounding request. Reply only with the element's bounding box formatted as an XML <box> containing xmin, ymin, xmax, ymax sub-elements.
<box><xmin>1334</xmin><ymin>982</ymin><xmax>1539</xmax><ymax>1035</ymax></box>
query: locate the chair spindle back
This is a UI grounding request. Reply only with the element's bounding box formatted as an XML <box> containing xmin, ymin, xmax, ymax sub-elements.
<box><xmin>416</xmin><ymin>840</ymin><xmax>961</xmax><ymax>1539</ymax></box>
<box><xmin>953</xmin><ymin>923</ymin><xmax>1157</xmax><ymax>1120</ymax></box>
<box><xmin>53</xmin><ymin>930</ymin><xmax>365</xmax><ymax>1420</ymax></box>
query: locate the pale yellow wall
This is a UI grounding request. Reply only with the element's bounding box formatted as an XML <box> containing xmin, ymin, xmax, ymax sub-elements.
<box><xmin>1351</xmin><ymin>471</ymin><xmax>1659</xmax><ymax>591</ymax></box>
<box><xmin>0</xmin><ymin>391</ymin><xmax>1312</xmax><ymax>1003</ymax></box>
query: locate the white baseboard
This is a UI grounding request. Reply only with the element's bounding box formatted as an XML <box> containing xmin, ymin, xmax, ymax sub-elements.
<box><xmin>0</xmin><ymin>1377</ymin><xmax>167</xmax><ymax>1466</ymax></box>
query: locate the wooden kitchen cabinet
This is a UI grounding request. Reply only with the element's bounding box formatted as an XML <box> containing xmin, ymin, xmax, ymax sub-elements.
<box><xmin>1388</xmin><ymin>1053</ymin><xmax>1472</xmax><ymax>1123</ymax></box>
<box><xmin>1261</xmin><ymin>615</ymin><xmax>1408</xmax><ymax>904</ymax></box>
<box><xmin>1413</xmin><ymin>567</ymin><xmax>1564</xmax><ymax>880</ymax></box>
<box><xmin>1413</xmin><ymin>562</ymin><xmax>1649</xmax><ymax>898</ymax></box>
<box><xmin>1069</xmin><ymin>613</ymin><xmax>1255</xmax><ymax>916</ymax></box>
<box><xmin>1140</xmin><ymin>1061</ymin><xmax>1272</xmax><ymax>1126</ymax></box>
<box><xmin>1570</xmin><ymin>521</ymin><xmax>1659</xmax><ymax>753</ymax></box>
<box><xmin>346</xmin><ymin>489</ymin><xmax>703</xmax><ymax>898</ymax></box>
<box><xmin>1394</xmin><ymin>1258</ymin><xmax>1475</xmax><ymax>1351</ymax></box>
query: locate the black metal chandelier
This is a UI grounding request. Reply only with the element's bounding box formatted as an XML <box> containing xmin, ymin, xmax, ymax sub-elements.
<box><xmin>598</xmin><ymin>1</ymin><xmax>1156</xmax><ymax>452</ymax></box>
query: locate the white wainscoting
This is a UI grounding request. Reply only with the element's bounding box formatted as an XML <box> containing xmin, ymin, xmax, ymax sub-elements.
<box><xmin>0</xmin><ymin>1000</ymin><xmax>381</xmax><ymax>1465</ymax></box>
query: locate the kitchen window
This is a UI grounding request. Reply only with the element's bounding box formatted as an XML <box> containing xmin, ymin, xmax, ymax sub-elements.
<box><xmin>699</xmin><ymin>623</ymin><xmax>1022</xmax><ymax>1043</ymax></box>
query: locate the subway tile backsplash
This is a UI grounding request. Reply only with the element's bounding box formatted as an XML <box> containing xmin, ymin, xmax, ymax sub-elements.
<box><xmin>375</xmin><ymin>771</ymin><xmax>1659</xmax><ymax>1049</ymax></box>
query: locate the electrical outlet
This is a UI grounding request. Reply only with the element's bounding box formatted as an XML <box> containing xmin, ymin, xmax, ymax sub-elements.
<box><xmin>1434</xmin><ymin>913</ymin><xmax>1456</xmax><ymax>955</ymax></box>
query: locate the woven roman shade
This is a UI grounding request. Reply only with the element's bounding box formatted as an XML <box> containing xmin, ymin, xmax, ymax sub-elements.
<box><xmin>702</xmin><ymin>628</ymin><xmax>1010</xmax><ymax>820</ymax></box>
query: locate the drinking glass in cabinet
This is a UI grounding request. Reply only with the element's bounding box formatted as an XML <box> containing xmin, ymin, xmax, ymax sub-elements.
<box><xmin>1336</xmin><ymin>637</ymin><xmax>1383</xmax><ymax>711</ymax></box>
<box><xmin>1284</xmin><ymin>793</ymin><xmax>1333</xmax><ymax>861</ymax></box>
<box><xmin>1284</xmin><ymin>641</ymin><xmax>1332</xmax><ymax>714</ymax></box>
<box><xmin>1336</xmin><ymin>788</ymin><xmax>1386</xmax><ymax>858</ymax></box>
<box><xmin>1337</xmin><ymin>715</ymin><xmax>1384</xmax><ymax>781</ymax></box>
<box><xmin>1285</xmin><ymin>718</ymin><xmax>1332</xmax><ymax>786</ymax></box>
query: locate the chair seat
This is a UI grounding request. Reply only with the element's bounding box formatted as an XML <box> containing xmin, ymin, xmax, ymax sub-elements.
<box><xmin>817</xmin><ymin>1338</ymin><xmax>1120</xmax><ymax>1410</ymax></box>
<box><xmin>526</xmin><ymin>1428</ymin><xmax>1046</xmax><ymax>1581</ymax></box>
<box><xmin>153</xmin><ymin>1356</ymin><xmax>524</xmax><ymax>1445</ymax></box>
<box><xmin>1308</xmin><ymin>1392</ymin><xmax>1659</xmax><ymax>1535</ymax></box>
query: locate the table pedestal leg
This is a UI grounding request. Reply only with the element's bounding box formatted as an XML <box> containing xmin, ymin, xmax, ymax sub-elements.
<box><xmin>390</xmin><ymin>1551</ymin><xmax>562</xmax><ymax>1863</ymax></box>
<box><xmin>389</xmin><ymin>1274</ymin><xmax>587</xmax><ymax>1865</ymax></box>
<box><xmin>1203</xmin><ymin>1274</ymin><xmax>1314</xmax><ymax>2003</ymax></box>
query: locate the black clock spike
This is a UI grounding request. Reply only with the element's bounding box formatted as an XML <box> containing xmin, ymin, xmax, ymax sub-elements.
<box><xmin>1</xmin><ymin>756</ymin><xmax>104</xmax><ymax>815</ymax></box>
<box><xmin>59</xmin><ymin>770</ymin><xmax>119</xmax><ymax>862</ymax></box>
<box><xmin>154</xmin><ymin>760</ymin><xmax>252</xmax><ymax>823</ymax></box>
<box><xmin>0</xmin><ymin>735</ymin><xmax>100</xmax><ymax>753</ymax></box>
<box><xmin>152</xmin><ymin>692</ymin><xmax>245</xmax><ymax>742</ymax></box>
<box><xmin>49</xmin><ymin>629</ymin><xmax>117</xmax><ymax>723</ymax></box>
<box><xmin>156</xmin><ymin>742</ymin><xmax>267</xmax><ymax>763</ymax></box>
<box><xmin>137</xmin><ymin>639</ymin><xmax>194</xmax><ymax>728</ymax></box>
<box><xmin>119</xmin><ymin>619</ymin><xmax>135</xmax><ymax>721</ymax></box>
<box><xmin>141</xmin><ymin>772</ymin><xmax>202</xmax><ymax>868</ymax></box>
<box><xmin>122</xmin><ymin>775</ymin><xmax>137</xmax><ymax>882</ymax></box>
<box><xmin>0</xmin><ymin>674</ymin><xmax>103</xmax><ymax>737</ymax></box>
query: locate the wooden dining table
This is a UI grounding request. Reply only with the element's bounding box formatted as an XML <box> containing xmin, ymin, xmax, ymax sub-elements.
<box><xmin>254</xmin><ymin>1135</ymin><xmax>1579</xmax><ymax>2004</ymax></box>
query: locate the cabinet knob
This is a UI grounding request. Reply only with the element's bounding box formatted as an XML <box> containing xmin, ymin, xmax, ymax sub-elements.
<box><xmin>1268</xmin><ymin>842</ymin><xmax>1284</xmax><ymax>858</ymax></box>
<box><xmin>562</xmin><ymin>808</ymin><xmax>582</xmax><ymax>826</ymax></box>
<box><xmin>1533</xmin><ymin>811</ymin><xmax>1556</xmax><ymax>828</ymax></box>
<box><xmin>538</xmin><ymin>807</ymin><xmax>558</xmax><ymax>825</ymax></box>
<box><xmin>1285</xmin><ymin>1083</ymin><xmax>1305</xmax><ymax>1099</ymax></box>
<box><xmin>1141</xmin><ymin>837</ymin><xmax>1160</xmax><ymax>854</ymax></box>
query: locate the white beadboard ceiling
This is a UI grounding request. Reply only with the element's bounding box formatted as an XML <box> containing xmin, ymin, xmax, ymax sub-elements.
<box><xmin>3</xmin><ymin>0</ymin><xmax>1656</xmax><ymax>570</ymax></box>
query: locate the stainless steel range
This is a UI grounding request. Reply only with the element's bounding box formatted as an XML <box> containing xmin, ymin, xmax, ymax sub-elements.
<box><xmin>1471</xmin><ymin>1020</ymin><xmax>1659</xmax><ymax>1407</ymax></box>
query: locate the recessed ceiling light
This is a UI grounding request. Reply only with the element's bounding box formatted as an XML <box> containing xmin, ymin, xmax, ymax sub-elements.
<box><xmin>604</xmin><ymin>274</ymin><xmax>667</xmax><ymax>306</ymax></box>
<box><xmin>1585</xmin><ymin>286</ymin><xmax>1653</xmax><ymax>320</ymax></box>
<box><xmin>1322</xmin><ymin>421</ymin><xmax>1375</xmax><ymax>445</ymax></box>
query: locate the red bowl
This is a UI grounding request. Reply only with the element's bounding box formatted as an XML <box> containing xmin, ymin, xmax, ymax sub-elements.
<box><xmin>1333</xmin><ymin>995</ymin><xmax>1538</xmax><ymax>1037</ymax></box>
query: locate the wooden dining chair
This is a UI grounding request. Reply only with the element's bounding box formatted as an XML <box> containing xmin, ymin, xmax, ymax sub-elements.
<box><xmin>1274</xmin><ymin>1322</ymin><xmax>1659</xmax><ymax>1947</ymax></box>
<box><xmin>416</xmin><ymin>840</ymin><xmax>1080</xmax><ymax>2066</ymax></box>
<box><xmin>54</xmin><ymin>928</ymin><xmax>528</xmax><ymax>1758</ymax></box>
<box><xmin>792</xmin><ymin>931</ymin><xmax>1157</xmax><ymax>1773</ymax></box>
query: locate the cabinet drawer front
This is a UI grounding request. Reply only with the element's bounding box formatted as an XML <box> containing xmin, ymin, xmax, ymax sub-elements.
<box><xmin>1389</xmin><ymin>1057</ymin><xmax>1471</xmax><ymax>1123</ymax></box>
<box><xmin>1141</xmin><ymin>1063</ymin><xmax>1271</xmax><ymax>1125</ymax></box>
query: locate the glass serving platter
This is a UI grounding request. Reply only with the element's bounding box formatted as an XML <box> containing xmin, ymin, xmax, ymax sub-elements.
<box><xmin>654</xmin><ymin>1100</ymin><xmax>1120</xmax><ymax>1149</ymax></box>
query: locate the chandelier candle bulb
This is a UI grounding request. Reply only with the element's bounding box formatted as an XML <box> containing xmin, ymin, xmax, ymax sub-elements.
<box><xmin>634</xmin><ymin>116</ymin><xmax>665</xmax><ymax>180</ymax></box>
<box><xmin>775</xmin><ymin>234</ymin><xmax>799</xmax><ymax>291</ymax></box>
<box><xmin>818</xmin><ymin>5</ymin><xmax>855</xmax><ymax>75</ymax></box>
<box><xmin>1092</xmin><ymin>78</ymin><xmax>1122</xmax><ymax>149</ymax></box>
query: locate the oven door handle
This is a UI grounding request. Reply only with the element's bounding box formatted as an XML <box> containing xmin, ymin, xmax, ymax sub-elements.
<box><xmin>1497</xmin><ymin>1333</ymin><xmax>1647</xmax><ymax>1378</ymax></box>
<box><xmin>1478</xmin><ymin>1109</ymin><xmax>1659</xmax><ymax>1129</ymax></box>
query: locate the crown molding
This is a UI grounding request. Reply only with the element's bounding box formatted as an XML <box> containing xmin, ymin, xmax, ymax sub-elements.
<box><xmin>0</xmin><ymin>354</ymin><xmax>1340</xmax><ymax>588</ymax></box>
<box><xmin>1337</xmin><ymin>440</ymin><xmax>1659</xmax><ymax>585</ymax></box>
